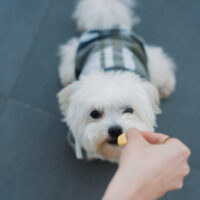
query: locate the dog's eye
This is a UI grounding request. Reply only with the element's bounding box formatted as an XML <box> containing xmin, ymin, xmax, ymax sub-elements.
<box><xmin>123</xmin><ymin>107</ymin><xmax>134</xmax><ymax>114</ymax></box>
<box><xmin>90</xmin><ymin>110</ymin><xmax>102</xmax><ymax>119</ymax></box>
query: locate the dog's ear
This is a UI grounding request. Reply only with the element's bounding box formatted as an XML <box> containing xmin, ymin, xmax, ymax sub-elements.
<box><xmin>57</xmin><ymin>82</ymin><xmax>79</xmax><ymax>114</ymax></box>
<box><xmin>142</xmin><ymin>81</ymin><xmax>161</xmax><ymax>114</ymax></box>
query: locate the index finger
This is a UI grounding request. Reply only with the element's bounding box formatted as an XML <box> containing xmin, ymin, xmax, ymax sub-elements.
<box><xmin>141</xmin><ymin>131</ymin><xmax>169</xmax><ymax>144</ymax></box>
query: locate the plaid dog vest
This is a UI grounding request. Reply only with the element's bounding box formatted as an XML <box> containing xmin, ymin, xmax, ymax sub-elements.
<box><xmin>69</xmin><ymin>28</ymin><xmax>149</xmax><ymax>160</ymax></box>
<box><xmin>75</xmin><ymin>28</ymin><xmax>149</xmax><ymax>80</ymax></box>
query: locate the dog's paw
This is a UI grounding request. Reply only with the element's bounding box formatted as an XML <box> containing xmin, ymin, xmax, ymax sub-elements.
<box><xmin>159</xmin><ymin>74</ymin><xmax>176</xmax><ymax>99</ymax></box>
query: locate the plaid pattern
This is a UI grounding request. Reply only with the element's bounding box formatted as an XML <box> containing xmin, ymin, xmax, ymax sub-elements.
<box><xmin>75</xmin><ymin>28</ymin><xmax>149</xmax><ymax>80</ymax></box>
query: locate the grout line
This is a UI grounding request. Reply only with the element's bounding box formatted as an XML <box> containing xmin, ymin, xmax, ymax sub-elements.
<box><xmin>0</xmin><ymin>94</ymin><xmax>62</xmax><ymax>122</ymax></box>
<box><xmin>9</xmin><ymin>0</ymin><xmax>56</xmax><ymax>98</ymax></box>
<box><xmin>0</xmin><ymin>0</ymin><xmax>56</xmax><ymax>120</ymax></box>
<box><xmin>0</xmin><ymin>95</ymin><xmax>62</xmax><ymax>121</ymax></box>
<box><xmin>10</xmin><ymin>98</ymin><xmax>61</xmax><ymax>121</ymax></box>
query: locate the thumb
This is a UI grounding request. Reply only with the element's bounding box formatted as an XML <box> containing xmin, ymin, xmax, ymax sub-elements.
<box><xmin>126</xmin><ymin>128</ymin><xmax>149</xmax><ymax>147</ymax></box>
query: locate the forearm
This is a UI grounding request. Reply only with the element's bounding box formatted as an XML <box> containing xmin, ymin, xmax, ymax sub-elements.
<box><xmin>102</xmin><ymin>168</ymin><xmax>153</xmax><ymax>200</ymax></box>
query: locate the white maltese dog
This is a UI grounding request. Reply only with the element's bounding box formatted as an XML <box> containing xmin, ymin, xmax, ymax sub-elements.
<box><xmin>57</xmin><ymin>0</ymin><xmax>176</xmax><ymax>162</ymax></box>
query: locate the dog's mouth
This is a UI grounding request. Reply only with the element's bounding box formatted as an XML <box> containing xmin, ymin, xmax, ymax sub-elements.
<box><xmin>107</xmin><ymin>137</ymin><xmax>118</xmax><ymax>146</ymax></box>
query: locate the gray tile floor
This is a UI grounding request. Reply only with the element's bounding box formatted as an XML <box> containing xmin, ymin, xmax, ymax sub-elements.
<box><xmin>0</xmin><ymin>0</ymin><xmax>199</xmax><ymax>199</ymax></box>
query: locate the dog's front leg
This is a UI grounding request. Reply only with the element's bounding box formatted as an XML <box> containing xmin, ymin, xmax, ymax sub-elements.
<box><xmin>145</xmin><ymin>45</ymin><xmax>176</xmax><ymax>99</ymax></box>
<box><xmin>58</xmin><ymin>37</ymin><xmax>79</xmax><ymax>86</ymax></box>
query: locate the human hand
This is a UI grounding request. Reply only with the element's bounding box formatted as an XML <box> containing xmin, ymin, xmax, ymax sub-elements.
<box><xmin>103</xmin><ymin>128</ymin><xmax>191</xmax><ymax>200</ymax></box>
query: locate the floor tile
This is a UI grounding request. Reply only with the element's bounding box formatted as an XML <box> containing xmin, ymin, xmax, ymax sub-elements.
<box><xmin>12</xmin><ymin>0</ymin><xmax>76</xmax><ymax>116</ymax></box>
<box><xmin>161</xmin><ymin>170</ymin><xmax>200</xmax><ymax>200</ymax></box>
<box><xmin>0</xmin><ymin>0</ymin><xmax>52</xmax><ymax>96</ymax></box>
<box><xmin>0</xmin><ymin>100</ymin><xmax>116</xmax><ymax>200</ymax></box>
<box><xmin>136</xmin><ymin>0</ymin><xmax>200</xmax><ymax>54</ymax></box>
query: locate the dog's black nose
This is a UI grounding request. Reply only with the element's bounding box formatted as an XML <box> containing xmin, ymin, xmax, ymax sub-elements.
<box><xmin>108</xmin><ymin>125</ymin><xmax>123</xmax><ymax>138</ymax></box>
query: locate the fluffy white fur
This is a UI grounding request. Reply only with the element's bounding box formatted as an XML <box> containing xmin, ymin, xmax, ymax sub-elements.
<box><xmin>58</xmin><ymin>0</ymin><xmax>176</xmax><ymax>162</ymax></box>
<box><xmin>73</xmin><ymin>0</ymin><xmax>140</xmax><ymax>30</ymax></box>
<box><xmin>58</xmin><ymin>37</ymin><xmax>78</xmax><ymax>86</ymax></box>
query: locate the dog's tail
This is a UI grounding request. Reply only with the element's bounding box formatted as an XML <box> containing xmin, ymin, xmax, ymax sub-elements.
<box><xmin>73</xmin><ymin>0</ymin><xmax>139</xmax><ymax>31</ymax></box>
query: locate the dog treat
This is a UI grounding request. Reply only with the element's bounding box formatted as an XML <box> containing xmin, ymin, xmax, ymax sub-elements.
<box><xmin>118</xmin><ymin>133</ymin><xmax>127</xmax><ymax>146</ymax></box>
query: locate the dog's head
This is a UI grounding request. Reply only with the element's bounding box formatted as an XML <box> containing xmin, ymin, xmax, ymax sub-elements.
<box><xmin>58</xmin><ymin>72</ymin><xmax>160</xmax><ymax>162</ymax></box>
